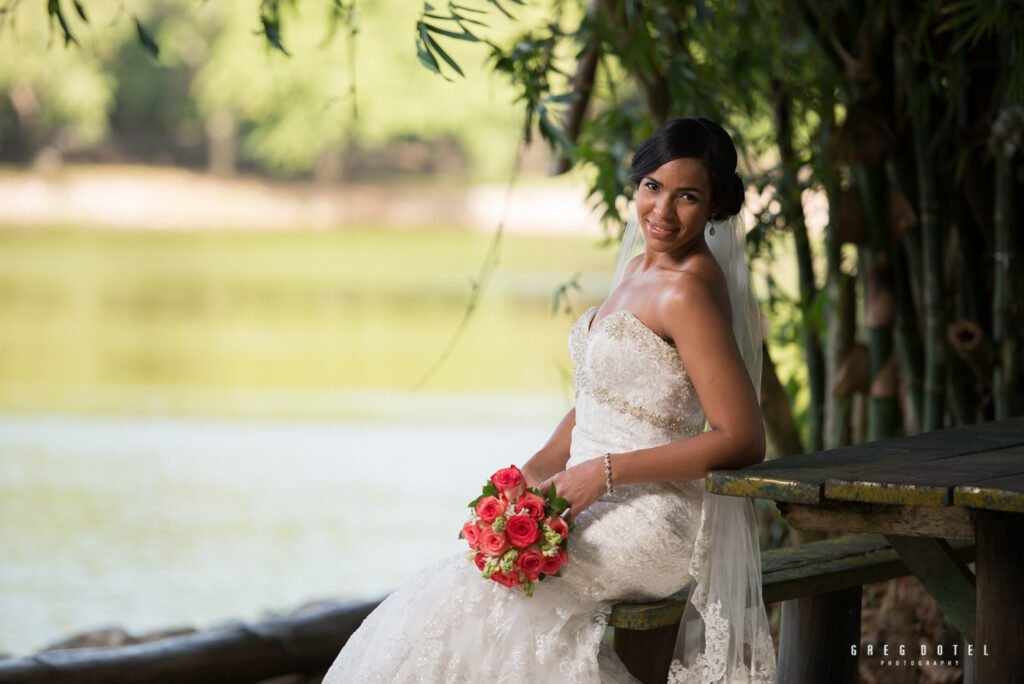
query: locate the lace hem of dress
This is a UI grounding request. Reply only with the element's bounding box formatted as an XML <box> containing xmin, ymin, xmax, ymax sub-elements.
<box><xmin>669</xmin><ymin>493</ymin><xmax>777</xmax><ymax>684</ymax></box>
<box><xmin>665</xmin><ymin>599</ymin><xmax>776</xmax><ymax>684</ymax></box>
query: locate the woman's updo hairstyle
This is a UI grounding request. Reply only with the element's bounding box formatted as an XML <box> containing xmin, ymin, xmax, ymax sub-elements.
<box><xmin>629</xmin><ymin>117</ymin><xmax>745</xmax><ymax>220</ymax></box>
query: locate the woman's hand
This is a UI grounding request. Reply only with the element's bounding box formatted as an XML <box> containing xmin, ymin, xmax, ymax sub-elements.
<box><xmin>538</xmin><ymin>457</ymin><xmax>606</xmax><ymax>522</ymax></box>
<box><xmin>520</xmin><ymin>461</ymin><xmax>544</xmax><ymax>490</ymax></box>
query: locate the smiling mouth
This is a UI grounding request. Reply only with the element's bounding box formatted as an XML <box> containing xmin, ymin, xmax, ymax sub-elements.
<box><xmin>647</xmin><ymin>220</ymin><xmax>679</xmax><ymax>237</ymax></box>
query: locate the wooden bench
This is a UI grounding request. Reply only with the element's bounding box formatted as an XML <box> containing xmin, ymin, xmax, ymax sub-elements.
<box><xmin>608</xmin><ymin>533</ymin><xmax>976</xmax><ymax>684</ymax></box>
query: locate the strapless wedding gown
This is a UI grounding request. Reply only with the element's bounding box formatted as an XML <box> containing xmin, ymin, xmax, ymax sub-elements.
<box><xmin>324</xmin><ymin>306</ymin><xmax>720</xmax><ymax>683</ymax></box>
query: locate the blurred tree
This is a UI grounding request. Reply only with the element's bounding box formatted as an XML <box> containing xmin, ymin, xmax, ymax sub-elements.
<box><xmin>0</xmin><ymin>4</ymin><xmax>113</xmax><ymax>162</ymax></box>
<box><xmin>0</xmin><ymin>0</ymin><xmax>526</xmax><ymax>178</ymax></box>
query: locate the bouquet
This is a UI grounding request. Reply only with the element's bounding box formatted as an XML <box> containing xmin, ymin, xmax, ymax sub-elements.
<box><xmin>459</xmin><ymin>465</ymin><xmax>572</xmax><ymax>597</ymax></box>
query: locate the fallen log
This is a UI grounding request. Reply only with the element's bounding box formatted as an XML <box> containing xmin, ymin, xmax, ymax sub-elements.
<box><xmin>0</xmin><ymin>600</ymin><xmax>380</xmax><ymax>684</ymax></box>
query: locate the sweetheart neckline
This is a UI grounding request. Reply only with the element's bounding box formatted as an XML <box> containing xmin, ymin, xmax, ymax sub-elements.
<box><xmin>584</xmin><ymin>305</ymin><xmax>676</xmax><ymax>348</ymax></box>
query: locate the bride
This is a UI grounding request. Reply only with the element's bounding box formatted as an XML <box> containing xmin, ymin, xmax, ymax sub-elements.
<box><xmin>324</xmin><ymin>117</ymin><xmax>776</xmax><ymax>683</ymax></box>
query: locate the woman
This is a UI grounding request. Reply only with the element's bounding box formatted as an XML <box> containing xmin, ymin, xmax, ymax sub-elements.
<box><xmin>324</xmin><ymin>118</ymin><xmax>776</xmax><ymax>683</ymax></box>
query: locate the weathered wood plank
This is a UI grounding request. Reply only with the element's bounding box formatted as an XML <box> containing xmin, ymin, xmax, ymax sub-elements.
<box><xmin>954</xmin><ymin>472</ymin><xmax>1024</xmax><ymax>513</ymax></box>
<box><xmin>0</xmin><ymin>600</ymin><xmax>379</xmax><ymax>684</ymax></box>
<box><xmin>709</xmin><ymin>442</ymin><xmax>1024</xmax><ymax>504</ymax></box>
<box><xmin>607</xmin><ymin>534</ymin><xmax>974</xmax><ymax>630</ymax></box>
<box><xmin>756</xmin><ymin>415</ymin><xmax>1024</xmax><ymax>472</ymax></box>
<box><xmin>823</xmin><ymin>446</ymin><xmax>1024</xmax><ymax>506</ymax></box>
<box><xmin>779</xmin><ymin>501</ymin><xmax>975</xmax><ymax>538</ymax></box>
<box><xmin>885</xmin><ymin>535</ymin><xmax>976</xmax><ymax>641</ymax></box>
<box><xmin>705</xmin><ymin>471</ymin><xmax>823</xmax><ymax>504</ymax></box>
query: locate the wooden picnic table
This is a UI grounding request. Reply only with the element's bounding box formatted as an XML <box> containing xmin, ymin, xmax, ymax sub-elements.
<box><xmin>708</xmin><ymin>415</ymin><xmax>1024</xmax><ymax>683</ymax></box>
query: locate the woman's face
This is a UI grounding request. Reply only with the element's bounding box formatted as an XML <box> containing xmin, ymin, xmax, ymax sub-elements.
<box><xmin>635</xmin><ymin>157</ymin><xmax>716</xmax><ymax>255</ymax></box>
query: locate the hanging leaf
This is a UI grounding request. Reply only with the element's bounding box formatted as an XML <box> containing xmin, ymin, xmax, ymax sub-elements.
<box><xmin>416</xmin><ymin>23</ymin><xmax>443</xmax><ymax>76</ymax></box>
<box><xmin>134</xmin><ymin>17</ymin><xmax>159</xmax><ymax>58</ymax></box>
<box><xmin>260</xmin><ymin>0</ymin><xmax>290</xmax><ymax>56</ymax></box>
<box><xmin>46</xmin><ymin>0</ymin><xmax>77</xmax><ymax>46</ymax></box>
<box><xmin>423</xmin><ymin>22</ymin><xmax>479</xmax><ymax>41</ymax></box>
<box><xmin>425</xmin><ymin>32</ymin><xmax>465</xmax><ymax>77</ymax></box>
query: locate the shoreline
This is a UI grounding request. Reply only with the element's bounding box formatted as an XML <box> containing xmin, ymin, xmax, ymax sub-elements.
<box><xmin>0</xmin><ymin>164</ymin><xmax>605</xmax><ymax>236</ymax></box>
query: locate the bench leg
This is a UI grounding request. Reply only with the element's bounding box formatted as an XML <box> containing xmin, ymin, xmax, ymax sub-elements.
<box><xmin>975</xmin><ymin>510</ymin><xmax>1024</xmax><ymax>684</ymax></box>
<box><xmin>778</xmin><ymin>588</ymin><xmax>859</xmax><ymax>684</ymax></box>
<box><xmin>613</xmin><ymin>623</ymin><xmax>679</xmax><ymax>684</ymax></box>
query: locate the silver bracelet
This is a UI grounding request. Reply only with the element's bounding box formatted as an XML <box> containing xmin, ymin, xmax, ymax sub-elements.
<box><xmin>603</xmin><ymin>453</ymin><xmax>613</xmax><ymax>494</ymax></box>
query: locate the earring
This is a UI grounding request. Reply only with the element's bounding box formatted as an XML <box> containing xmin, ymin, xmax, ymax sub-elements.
<box><xmin>709</xmin><ymin>221</ymin><xmax>716</xmax><ymax>236</ymax></box>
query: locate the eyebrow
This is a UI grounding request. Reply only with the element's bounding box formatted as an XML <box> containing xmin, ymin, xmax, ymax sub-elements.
<box><xmin>642</xmin><ymin>176</ymin><xmax>703</xmax><ymax>194</ymax></box>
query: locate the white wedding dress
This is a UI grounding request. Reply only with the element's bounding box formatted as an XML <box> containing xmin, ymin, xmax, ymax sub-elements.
<box><xmin>324</xmin><ymin>305</ymin><xmax>770</xmax><ymax>683</ymax></box>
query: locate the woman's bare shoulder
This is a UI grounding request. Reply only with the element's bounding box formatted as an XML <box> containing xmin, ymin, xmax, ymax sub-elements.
<box><xmin>623</xmin><ymin>254</ymin><xmax>644</xmax><ymax>278</ymax></box>
<box><xmin>659</xmin><ymin>254</ymin><xmax>731</xmax><ymax>322</ymax></box>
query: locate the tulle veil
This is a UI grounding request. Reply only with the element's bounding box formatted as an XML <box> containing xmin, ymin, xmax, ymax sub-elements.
<box><xmin>612</xmin><ymin>208</ymin><xmax>776</xmax><ymax>683</ymax></box>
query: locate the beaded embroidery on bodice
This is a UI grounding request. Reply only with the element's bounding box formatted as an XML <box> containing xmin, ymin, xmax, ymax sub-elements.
<box><xmin>567</xmin><ymin>305</ymin><xmax>706</xmax><ymax>471</ymax></box>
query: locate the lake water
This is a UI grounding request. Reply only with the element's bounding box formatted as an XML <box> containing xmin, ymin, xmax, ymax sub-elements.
<box><xmin>0</xmin><ymin>226</ymin><xmax>603</xmax><ymax>656</ymax></box>
<box><xmin>0</xmin><ymin>411</ymin><xmax>558</xmax><ymax>656</ymax></box>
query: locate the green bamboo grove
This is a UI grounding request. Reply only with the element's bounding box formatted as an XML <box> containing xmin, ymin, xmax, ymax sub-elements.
<box><xmin>428</xmin><ymin>0</ymin><xmax>1024</xmax><ymax>453</ymax></box>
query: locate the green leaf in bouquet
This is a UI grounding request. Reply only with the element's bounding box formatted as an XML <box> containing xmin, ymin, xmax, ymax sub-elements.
<box><xmin>523</xmin><ymin>578</ymin><xmax>535</xmax><ymax>598</ymax></box>
<box><xmin>482</xmin><ymin>481</ymin><xmax>500</xmax><ymax>498</ymax></box>
<box><xmin>467</xmin><ymin>493</ymin><xmax>484</xmax><ymax>508</ymax></box>
<box><xmin>549</xmin><ymin>495</ymin><xmax>569</xmax><ymax>515</ymax></box>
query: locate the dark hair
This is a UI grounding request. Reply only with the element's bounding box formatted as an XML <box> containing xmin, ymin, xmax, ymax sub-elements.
<box><xmin>629</xmin><ymin>117</ymin><xmax>745</xmax><ymax>220</ymax></box>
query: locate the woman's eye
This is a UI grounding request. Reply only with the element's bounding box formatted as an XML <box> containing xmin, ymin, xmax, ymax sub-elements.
<box><xmin>644</xmin><ymin>182</ymin><xmax>659</xmax><ymax>191</ymax></box>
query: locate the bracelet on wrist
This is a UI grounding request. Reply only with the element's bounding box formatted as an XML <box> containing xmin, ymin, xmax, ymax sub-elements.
<box><xmin>603</xmin><ymin>453</ymin><xmax>613</xmax><ymax>494</ymax></box>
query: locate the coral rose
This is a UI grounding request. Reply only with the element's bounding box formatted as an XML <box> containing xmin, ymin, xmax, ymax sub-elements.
<box><xmin>490</xmin><ymin>570</ymin><xmax>521</xmax><ymax>588</ymax></box>
<box><xmin>475</xmin><ymin>496</ymin><xmax>506</xmax><ymax>524</ymax></box>
<box><xmin>517</xmin><ymin>491</ymin><xmax>547</xmax><ymax>521</ymax></box>
<box><xmin>491</xmin><ymin>465</ymin><xmax>523</xmax><ymax>490</ymax></box>
<box><xmin>505</xmin><ymin>515</ymin><xmax>541</xmax><ymax>548</ymax></box>
<box><xmin>541</xmin><ymin>546</ymin><xmax>568</xmax><ymax>575</ymax></box>
<box><xmin>546</xmin><ymin>514</ymin><xmax>569</xmax><ymax>539</ymax></box>
<box><xmin>480</xmin><ymin>529</ymin><xmax>510</xmax><ymax>557</ymax></box>
<box><xmin>462</xmin><ymin>521</ymin><xmax>481</xmax><ymax>549</ymax></box>
<box><xmin>491</xmin><ymin>466</ymin><xmax>525</xmax><ymax>500</ymax></box>
<box><xmin>516</xmin><ymin>549</ymin><xmax>546</xmax><ymax>580</ymax></box>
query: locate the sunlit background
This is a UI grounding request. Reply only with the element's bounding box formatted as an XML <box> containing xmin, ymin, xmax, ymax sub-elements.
<box><xmin>0</xmin><ymin>0</ymin><xmax>818</xmax><ymax>658</ymax></box>
<box><xmin>0</xmin><ymin>0</ymin><xmax>627</xmax><ymax>656</ymax></box>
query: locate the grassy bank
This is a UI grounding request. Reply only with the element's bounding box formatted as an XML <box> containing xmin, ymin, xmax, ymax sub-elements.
<box><xmin>0</xmin><ymin>225</ymin><xmax>615</xmax><ymax>416</ymax></box>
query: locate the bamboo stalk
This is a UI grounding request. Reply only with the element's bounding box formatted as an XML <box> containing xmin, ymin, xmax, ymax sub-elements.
<box><xmin>854</xmin><ymin>162</ymin><xmax>900</xmax><ymax>441</ymax></box>
<box><xmin>892</xmin><ymin>244</ymin><xmax>924</xmax><ymax>432</ymax></box>
<box><xmin>772</xmin><ymin>78</ymin><xmax>825</xmax><ymax>452</ymax></box>
<box><xmin>992</xmin><ymin>148</ymin><xmax>1020</xmax><ymax>418</ymax></box>
<box><xmin>822</xmin><ymin>103</ymin><xmax>855</xmax><ymax>449</ymax></box>
<box><xmin>900</xmin><ymin>39</ymin><xmax>947</xmax><ymax>431</ymax></box>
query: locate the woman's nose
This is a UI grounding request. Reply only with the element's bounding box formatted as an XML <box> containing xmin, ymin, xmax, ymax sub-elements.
<box><xmin>653</xmin><ymin>194</ymin><xmax>672</xmax><ymax>216</ymax></box>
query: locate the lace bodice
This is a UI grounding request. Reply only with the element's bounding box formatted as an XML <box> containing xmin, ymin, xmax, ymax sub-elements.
<box><xmin>567</xmin><ymin>305</ymin><xmax>706</xmax><ymax>469</ymax></box>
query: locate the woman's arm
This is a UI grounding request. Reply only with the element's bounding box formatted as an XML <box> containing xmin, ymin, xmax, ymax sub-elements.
<box><xmin>521</xmin><ymin>407</ymin><xmax>575</xmax><ymax>488</ymax></box>
<box><xmin>613</xmin><ymin>272</ymin><xmax>764</xmax><ymax>483</ymax></box>
<box><xmin>541</xmin><ymin>272</ymin><xmax>764</xmax><ymax>518</ymax></box>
